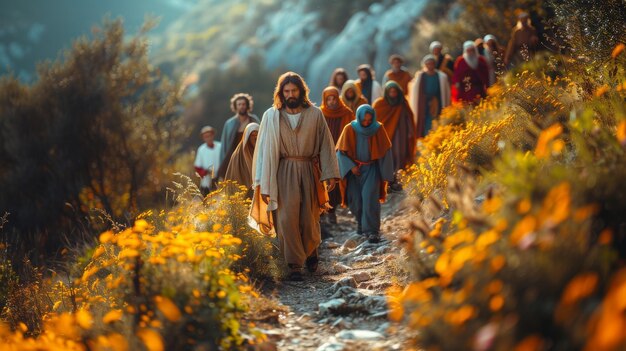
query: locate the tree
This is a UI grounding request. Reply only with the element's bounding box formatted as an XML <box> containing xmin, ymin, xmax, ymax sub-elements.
<box><xmin>0</xmin><ymin>19</ymin><xmax>188</xmax><ymax>260</ymax></box>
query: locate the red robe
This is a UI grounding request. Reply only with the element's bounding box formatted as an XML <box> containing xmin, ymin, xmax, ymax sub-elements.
<box><xmin>453</xmin><ymin>56</ymin><xmax>489</xmax><ymax>104</ymax></box>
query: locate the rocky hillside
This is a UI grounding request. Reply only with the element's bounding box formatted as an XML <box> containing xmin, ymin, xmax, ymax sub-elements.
<box><xmin>153</xmin><ymin>0</ymin><xmax>433</xmax><ymax>101</ymax></box>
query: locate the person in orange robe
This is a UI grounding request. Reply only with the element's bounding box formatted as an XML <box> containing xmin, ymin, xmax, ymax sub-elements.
<box><xmin>382</xmin><ymin>54</ymin><xmax>412</xmax><ymax>96</ymax></box>
<box><xmin>373</xmin><ymin>81</ymin><xmax>416</xmax><ymax>179</ymax></box>
<box><xmin>320</xmin><ymin>86</ymin><xmax>354</xmax><ymax>224</ymax></box>
<box><xmin>336</xmin><ymin>104</ymin><xmax>394</xmax><ymax>243</ymax></box>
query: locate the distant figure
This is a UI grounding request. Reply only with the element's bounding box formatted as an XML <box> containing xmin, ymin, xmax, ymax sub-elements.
<box><xmin>373</xmin><ymin>81</ymin><xmax>416</xmax><ymax>185</ymax></box>
<box><xmin>336</xmin><ymin>104</ymin><xmax>394</xmax><ymax>243</ymax></box>
<box><xmin>217</xmin><ymin>93</ymin><xmax>260</xmax><ymax>180</ymax></box>
<box><xmin>340</xmin><ymin>80</ymin><xmax>368</xmax><ymax>117</ymax></box>
<box><xmin>382</xmin><ymin>54</ymin><xmax>412</xmax><ymax>95</ymax></box>
<box><xmin>504</xmin><ymin>12</ymin><xmax>539</xmax><ymax>68</ymax></box>
<box><xmin>329</xmin><ymin>68</ymin><xmax>349</xmax><ymax>90</ymax></box>
<box><xmin>430</xmin><ymin>41</ymin><xmax>455</xmax><ymax>83</ymax></box>
<box><xmin>453</xmin><ymin>41</ymin><xmax>489</xmax><ymax>105</ymax></box>
<box><xmin>249</xmin><ymin>72</ymin><xmax>340</xmax><ymax>281</ymax></box>
<box><xmin>224</xmin><ymin>123</ymin><xmax>260</xmax><ymax>195</ymax></box>
<box><xmin>483</xmin><ymin>34</ymin><xmax>505</xmax><ymax>86</ymax></box>
<box><xmin>474</xmin><ymin>37</ymin><xmax>485</xmax><ymax>56</ymax></box>
<box><xmin>320</xmin><ymin>86</ymin><xmax>354</xmax><ymax>224</ymax></box>
<box><xmin>194</xmin><ymin>126</ymin><xmax>221</xmax><ymax>196</ymax></box>
<box><xmin>355</xmin><ymin>64</ymin><xmax>383</xmax><ymax>105</ymax></box>
<box><xmin>408</xmin><ymin>55</ymin><xmax>451</xmax><ymax>138</ymax></box>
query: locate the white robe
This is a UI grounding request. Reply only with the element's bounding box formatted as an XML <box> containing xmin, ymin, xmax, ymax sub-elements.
<box><xmin>407</xmin><ymin>70</ymin><xmax>451</xmax><ymax>126</ymax></box>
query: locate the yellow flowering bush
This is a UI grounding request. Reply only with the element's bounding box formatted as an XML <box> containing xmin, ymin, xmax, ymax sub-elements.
<box><xmin>395</xmin><ymin>39</ymin><xmax>626</xmax><ymax>350</ymax></box>
<box><xmin>1</xmin><ymin>181</ymin><xmax>268</xmax><ymax>350</ymax></box>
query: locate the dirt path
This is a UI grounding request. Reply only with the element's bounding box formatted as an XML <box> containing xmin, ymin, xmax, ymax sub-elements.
<box><xmin>253</xmin><ymin>192</ymin><xmax>414</xmax><ymax>351</ymax></box>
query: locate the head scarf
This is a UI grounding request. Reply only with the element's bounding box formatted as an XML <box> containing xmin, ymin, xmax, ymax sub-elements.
<box><xmin>383</xmin><ymin>80</ymin><xmax>403</xmax><ymax>106</ymax></box>
<box><xmin>484</xmin><ymin>34</ymin><xmax>496</xmax><ymax>44</ymax></box>
<box><xmin>224</xmin><ymin>123</ymin><xmax>259</xmax><ymax>188</ymax></box>
<box><xmin>430</xmin><ymin>41</ymin><xmax>443</xmax><ymax>52</ymax></box>
<box><xmin>421</xmin><ymin>54</ymin><xmax>436</xmax><ymax>66</ymax></box>
<box><xmin>350</xmin><ymin>104</ymin><xmax>380</xmax><ymax>137</ymax></box>
<box><xmin>340</xmin><ymin>80</ymin><xmax>367</xmax><ymax>113</ymax></box>
<box><xmin>356</xmin><ymin>64</ymin><xmax>374</xmax><ymax>103</ymax></box>
<box><xmin>321</xmin><ymin>86</ymin><xmax>353</xmax><ymax>118</ymax></box>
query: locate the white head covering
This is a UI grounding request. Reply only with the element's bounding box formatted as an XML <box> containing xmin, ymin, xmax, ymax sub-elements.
<box><xmin>484</xmin><ymin>34</ymin><xmax>496</xmax><ymax>44</ymax></box>
<box><xmin>429</xmin><ymin>41</ymin><xmax>443</xmax><ymax>52</ymax></box>
<box><xmin>463</xmin><ymin>40</ymin><xmax>476</xmax><ymax>52</ymax></box>
<box><xmin>421</xmin><ymin>54</ymin><xmax>436</xmax><ymax>66</ymax></box>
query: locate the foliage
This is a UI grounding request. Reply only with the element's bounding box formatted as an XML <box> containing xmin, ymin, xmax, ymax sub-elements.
<box><xmin>0</xmin><ymin>19</ymin><xmax>189</xmax><ymax>260</ymax></box>
<box><xmin>0</xmin><ymin>182</ymin><xmax>268</xmax><ymax>350</ymax></box>
<box><xmin>396</xmin><ymin>1</ymin><xmax>626</xmax><ymax>349</ymax></box>
<box><xmin>411</xmin><ymin>0</ymin><xmax>547</xmax><ymax>60</ymax></box>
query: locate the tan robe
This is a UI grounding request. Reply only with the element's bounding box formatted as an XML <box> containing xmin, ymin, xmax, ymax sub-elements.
<box><xmin>250</xmin><ymin>106</ymin><xmax>339</xmax><ymax>267</ymax></box>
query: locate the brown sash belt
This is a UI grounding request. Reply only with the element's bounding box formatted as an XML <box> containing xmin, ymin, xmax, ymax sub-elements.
<box><xmin>280</xmin><ymin>155</ymin><xmax>329</xmax><ymax>208</ymax></box>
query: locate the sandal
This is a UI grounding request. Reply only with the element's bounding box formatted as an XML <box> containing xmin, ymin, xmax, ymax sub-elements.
<box><xmin>367</xmin><ymin>233</ymin><xmax>381</xmax><ymax>243</ymax></box>
<box><xmin>305</xmin><ymin>253</ymin><xmax>319</xmax><ymax>273</ymax></box>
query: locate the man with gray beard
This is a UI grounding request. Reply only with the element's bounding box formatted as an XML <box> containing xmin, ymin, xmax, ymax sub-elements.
<box><xmin>453</xmin><ymin>41</ymin><xmax>489</xmax><ymax>105</ymax></box>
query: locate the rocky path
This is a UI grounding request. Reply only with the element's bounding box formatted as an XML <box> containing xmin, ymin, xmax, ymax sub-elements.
<box><xmin>253</xmin><ymin>192</ymin><xmax>415</xmax><ymax>351</ymax></box>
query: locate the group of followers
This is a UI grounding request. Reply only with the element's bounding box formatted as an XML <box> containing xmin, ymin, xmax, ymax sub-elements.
<box><xmin>193</xmin><ymin>13</ymin><xmax>539</xmax><ymax>280</ymax></box>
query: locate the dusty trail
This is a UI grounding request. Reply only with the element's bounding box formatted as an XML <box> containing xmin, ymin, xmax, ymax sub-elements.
<box><xmin>253</xmin><ymin>192</ymin><xmax>414</xmax><ymax>351</ymax></box>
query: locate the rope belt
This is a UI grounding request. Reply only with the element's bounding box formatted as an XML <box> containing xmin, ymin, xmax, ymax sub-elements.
<box><xmin>354</xmin><ymin>160</ymin><xmax>374</xmax><ymax>166</ymax></box>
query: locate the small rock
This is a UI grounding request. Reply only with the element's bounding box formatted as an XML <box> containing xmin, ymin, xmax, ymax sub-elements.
<box><xmin>352</xmin><ymin>271</ymin><xmax>371</xmax><ymax>283</ymax></box>
<box><xmin>316</xmin><ymin>342</ymin><xmax>346</xmax><ymax>351</ymax></box>
<box><xmin>325</xmin><ymin>241</ymin><xmax>341</xmax><ymax>249</ymax></box>
<box><xmin>376</xmin><ymin>322</ymin><xmax>391</xmax><ymax>334</ymax></box>
<box><xmin>352</xmin><ymin>254</ymin><xmax>374</xmax><ymax>262</ymax></box>
<box><xmin>331</xmin><ymin>286</ymin><xmax>358</xmax><ymax>300</ymax></box>
<box><xmin>341</xmin><ymin>239</ymin><xmax>358</xmax><ymax>251</ymax></box>
<box><xmin>371</xmin><ymin>311</ymin><xmax>388</xmax><ymax>319</ymax></box>
<box><xmin>335</xmin><ymin>329</ymin><xmax>385</xmax><ymax>341</ymax></box>
<box><xmin>331</xmin><ymin>263</ymin><xmax>351</xmax><ymax>274</ymax></box>
<box><xmin>331</xmin><ymin>277</ymin><xmax>357</xmax><ymax>291</ymax></box>
<box><xmin>319</xmin><ymin>298</ymin><xmax>346</xmax><ymax>315</ymax></box>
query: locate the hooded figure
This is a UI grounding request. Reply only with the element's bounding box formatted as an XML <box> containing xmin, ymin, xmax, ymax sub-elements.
<box><xmin>483</xmin><ymin>34</ymin><xmax>505</xmax><ymax>86</ymax></box>
<box><xmin>453</xmin><ymin>41</ymin><xmax>490</xmax><ymax>104</ymax></box>
<box><xmin>504</xmin><ymin>12</ymin><xmax>539</xmax><ymax>68</ymax></box>
<box><xmin>408</xmin><ymin>55</ymin><xmax>451</xmax><ymax>138</ymax></box>
<box><xmin>373</xmin><ymin>81</ymin><xmax>416</xmax><ymax>172</ymax></box>
<box><xmin>340</xmin><ymin>80</ymin><xmax>368</xmax><ymax>116</ymax></box>
<box><xmin>336</xmin><ymin>104</ymin><xmax>394</xmax><ymax>243</ymax></box>
<box><xmin>430</xmin><ymin>41</ymin><xmax>455</xmax><ymax>82</ymax></box>
<box><xmin>224</xmin><ymin>123</ymin><xmax>260</xmax><ymax>192</ymax></box>
<box><xmin>355</xmin><ymin>64</ymin><xmax>383</xmax><ymax>104</ymax></box>
<box><xmin>320</xmin><ymin>86</ymin><xmax>354</xmax><ymax>222</ymax></box>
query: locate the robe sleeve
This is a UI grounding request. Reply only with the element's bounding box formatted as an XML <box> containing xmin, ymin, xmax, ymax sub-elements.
<box><xmin>317</xmin><ymin>112</ymin><xmax>341</xmax><ymax>181</ymax></box>
<box><xmin>337</xmin><ymin>151</ymin><xmax>357</xmax><ymax>179</ymax></box>
<box><xmin>378</xmin><ymin>148</ymin><xmax>395</xmax><ymax>182</ymax></box>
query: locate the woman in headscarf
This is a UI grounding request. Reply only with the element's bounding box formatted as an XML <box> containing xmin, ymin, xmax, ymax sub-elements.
<box><xmin>320</xmin><ymin>86</ymin><xmax>354</xmax><ymax>223</ymax></box>
<box><xmin>340</xmin><ymin>80</ymin><xmax>368</xmax><ymax>117</ymax></box>
<box><xmin>373</xmin><ymin>80</ymin><xmax>416</xmax><ymax>174</ymax></box>
<box><xmin>336</xmin><ymin>104</ymin><xmax>394</xmax><ymax>243</ymax></box>
<box><xmin>328</xmin><ymin>68</ymin><xmax>349</xmax><ymax>90</ymax></box>
<box><xmin>224</xmin><ymin>122</ymin><xmax>260</xmax><ymax>196</ymax></box>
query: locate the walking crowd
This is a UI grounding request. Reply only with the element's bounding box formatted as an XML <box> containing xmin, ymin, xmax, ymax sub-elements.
<box><xmin>193</xmin><ymin>12</ymin><xmax>540</xmax><ymax>280</ymax></box>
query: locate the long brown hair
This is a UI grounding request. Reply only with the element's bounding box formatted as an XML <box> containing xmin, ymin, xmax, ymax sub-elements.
<box><xmin>273</xmin><ymin>72</ymin><xmax>313</xmax><ymax>109</ymax></box>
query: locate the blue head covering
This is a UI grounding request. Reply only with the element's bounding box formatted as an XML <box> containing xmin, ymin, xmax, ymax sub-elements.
<box><xmin>351</xmin><ymin>104</ymin><xmax>381</xmax><ymax>137</ymax></box>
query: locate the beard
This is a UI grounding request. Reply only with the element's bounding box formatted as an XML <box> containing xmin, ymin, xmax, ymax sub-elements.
<box><xmin>463</xmin><ymin>53</ymin><xmax>479</xmax><ymax>70</ymax></box>
<box><xmin>285</xmin><ymin>97</ymin><xmax>301</xmax><ymax>109</ymax></box>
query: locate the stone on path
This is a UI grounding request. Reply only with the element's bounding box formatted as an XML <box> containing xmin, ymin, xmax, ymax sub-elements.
<box><xmin>318</xmin><ymin>299</ymin><xmax>347</xmax><ymax>315</ymax></box>
<box><xmin>341</xmin><ymin>239</ymin><xmax>358</xmax><ymax>252</ymax></box>
<box><xmin>352</xmin><ymin>271</ymin><xmax>371</xmax><ymax>283</ymax></box>
<box><xmin>335</xmin><ymin>329</ymin><xmax>385</xmax><ymax>341</ymax></box>
<box><xmin>316</xmin><ymin>342</ymin><xmax>346</xmax><ymax>351</ymax></box>
<box><xmin>332</xmin><ymin>277</ymin><xmax>357</xmax><ymax>291</ymax></box>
